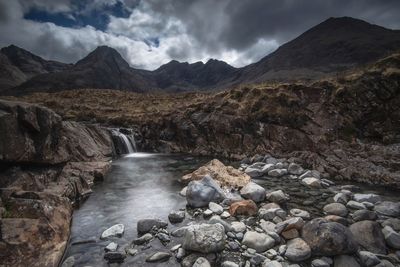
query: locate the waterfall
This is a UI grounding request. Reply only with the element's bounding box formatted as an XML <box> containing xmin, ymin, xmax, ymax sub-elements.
<box><xmin>111</xmin><ymin>129</ymin><xmax>137</xmax><ymax>155</ymax></box>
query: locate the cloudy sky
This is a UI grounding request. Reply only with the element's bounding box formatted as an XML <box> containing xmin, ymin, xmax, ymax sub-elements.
<box><xmin>0</xmin><ymin>0</ymin><xmax>399</xmax><ymax>70</ymax></box>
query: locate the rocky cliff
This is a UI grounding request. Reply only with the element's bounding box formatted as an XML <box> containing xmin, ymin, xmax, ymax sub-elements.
<box><xmin>0</xmin><ymin>100</ymin><xmax>113</xmax><ymax>267</ymax></box>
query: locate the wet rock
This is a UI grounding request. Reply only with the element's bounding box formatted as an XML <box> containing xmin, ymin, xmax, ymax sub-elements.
<box><xmin>352</xmin><ymin>209</ymin><xmax>377</xmax><ymax>222</ymax></box>
<box><xmin>133</xmin><ymin>233</ymin><xmax>153</xmax><ymax>245</ymax></box>
<box><xmin>137</xmin><ymin>219</ymin><xmax>168</xmax><ymax>234</ymax></box>
<box><xmin>290</xmin><ymin>209</ymin><xmax>310</xmax><ymax>220</ymax></box>
<box><xmin>183</xmin><ymin>223</ymin><xmax>226</xmax><ymax>253</ymax></box>
<box><xmin>105</xmin><ymin>242</ymin><xmax>118</xmax><ymax>252</ymax></box>
<box><xmin>156</xmin><ymin>232</ymin><xmax>170</xmax><ymax>243</ymax></box>
<box><xmin>192</xmin><ymin>257</ymin><xmax>211</xmax><ymax>267</ymax></box>
<box><xmin>375</xmin><ymin>201</ymin><xmax>400</xmax><ymax>218</ymax></box>
<box><xmin>359</xmin><ymin>251</ymin><xmax>380</xmax><ymax>267</ymax></box>
<box><xmin>266</xmin><ymin>190</ymin><xmax>289</xmax><ymax>204</ymax></box>
<box><xmin>146</xmin><ymin>252</ymin><xmax>171</xmax><ymax>262</ymax></box>
<box><xmin>240</xmin><ymin>182</ymin><xmax>266</xmax><ymax>202</ymax></box>
<box><xmin>288</xmin><ymin>163</ymin><xmax>304</xmax><ymax>175</ymax></box>
<box><xmin>353</xmin><ymin>193</ymin><xmax>381</xmax><ymax>204</ymax></box>
<box><xmin>242</xmin><ymin>231</ymin><xmax>275</xmax><ymax>252</ymax></box>
<box><xmin>311</xmin><ymin>258</ymin><xmax>330</xmax><ymax>267</ymax></box>
<box><xmin>229</xmin><ymin>199</ymin><xmax>258</xmax><ymax>216</ymax></box>
<box><xmin>168</xmin><ymin>210</ymin><xmax>185</xmax><ymax>223</ymax></box>
<box><xmin>302</xmin><ymin>218</ymin><xmax>358</xmax><ymax>256</ymax></box>
<box><xmin>333</xmin><ymin>255</ymin><xmax>360</xmax><ymax>267</ymax></box>
<box><xmin>245</xmin><ymin>166</ymin><xmax>264</xmax><ymax>178</ymax></box>
<box><xmin>323</xmin><ymin>203</ymin><xmax>348</xmax><ymax>217</ymax></box>
<box><xmin>284</xmin><ymin>238</ymin><xmax>311</xmax><ymax>262</ymax></box>
<box><xmin>101</xmin><ymin>224</ymin><xmax>125</xmax><ymax>239</ymax></box>
<box><xmin>104</xmin><ymin>251</ymin><xmax>126</xmax><ymax>263</ymax></box>
<box><xmin>181</xmin><ymin>159</ymin><xmax>250</xmax><ymax>187</ymax></box>
<box><xmin>126</xmin><ymin>248</ymin><xmax>138</xmax><ymax>256</ymax></box>
<box><xmin>382</xmin><ymin>218</ymin><xmax>400</xmax><ymax>231</ymax></box>
<box><xmin>186</xmin><ymin>175</ymin><xmax>225</xmax><ymax>207</ymax></box>
<box><xmin>61</xmin><ymin>256</ymin><xmax>75</xmax><ymax>267</ymax></box>
<box><xmin>349</xmin><ymin>220</ymin><xmax>387</xmax><ymax>254</ymax></box>
<box><xmin>209</xmin><ymin>202</ymin><xmax>223</xmax><ymax>215</ymax></box>
<box><xmin>268</xmin><ymin>169</ymin><xmax>288</xmax><ymax>177</ymax></box>
<box><xmin>301</xmin><ymin>177</ymin><xmax>322</xmax><ymax>188</ymax></box>
<box><xmin>346</xmin><ymin>200</ymin><xmax>366</xmax><ymax>210</ymax></box>
<box><xmin>382</xmin><ymin>226</ymin><xmax>400</xmax><ymax>249</ymax></box>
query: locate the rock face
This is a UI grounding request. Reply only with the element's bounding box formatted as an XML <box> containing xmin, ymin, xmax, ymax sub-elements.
<box><xmin>349</xmin><ymin>220</ymin><xmax>387</xmax><ymax>254</ymax></box>
<box><xmin>0</xmin><ymin>100</ymin><xmax>112</xmax><ymax>267</ymax></box>
<box><xmin>302</xmin><ymin>218</ymin><xmax>358</xmax><ymax>256</ymax></box>
<box><xmin>183</xmin><ymin>223</ymin><xmax>226</xmax><ymax>253</ymax></box>
<box><xmin>181</xmin><ymin>159</ymin><xmax>250</xmax><ymax>188</ymax></box>
<box><xmin>186</xmin><ymin>175</ymin><xmax>225</xmax><ymax>207</ymax></box>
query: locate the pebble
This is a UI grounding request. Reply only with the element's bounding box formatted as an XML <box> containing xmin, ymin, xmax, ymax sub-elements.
<box><xmin>146</xmin><ymin>252</ymin><xmax>171</xmax><ymax>262</ymax></box>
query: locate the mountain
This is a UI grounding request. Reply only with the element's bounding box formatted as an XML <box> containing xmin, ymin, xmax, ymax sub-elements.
<box><xmin>234</xmin><ymin>17</ymin><xmax>400</xmax><ymax>83</ymax></box>
<box><xmin>152</xmin><ymin>59</ymin><xmax>237</xmax><ymax>91</ymax></box>
<box><xmin>0</xmin><ymin>45</ymin><xmax>70</xmax><ymax>91</ymax></box>
<box><xmin>12</xmin><ymin>46</ymin><xmax>156</xmax><ymax>95</ymax></box>
<box><xmin>1</xmin><ymin>17</ymin><xmax>400</xmax><ymax>94</ymax></box>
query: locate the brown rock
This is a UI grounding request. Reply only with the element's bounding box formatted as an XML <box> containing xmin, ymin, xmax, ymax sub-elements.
<box><xmin>282</xmin><ymin>228</ymin><xmax>299</xmax><ymax>240</ymax></box>
<box><xmin>181</xmin><ymin>159</ymin><xmax>250</xmax><ymax>188</ymax></box>
<box><xmin>229</xmin><ymin>200</ymin><xmax>258</xmax><ymax>216</ymax></box>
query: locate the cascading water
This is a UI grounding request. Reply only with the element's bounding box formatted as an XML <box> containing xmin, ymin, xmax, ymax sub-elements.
<box><xmin>111</xmin><ymin>129</ymin><xmax>137</xmax><ymax>155</ymax></box>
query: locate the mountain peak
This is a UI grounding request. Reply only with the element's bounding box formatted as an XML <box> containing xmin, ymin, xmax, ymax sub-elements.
<box><xmin>75</xmin><ymin>46</ymin><xmax>130</xmax><ymax>69</ymax></box>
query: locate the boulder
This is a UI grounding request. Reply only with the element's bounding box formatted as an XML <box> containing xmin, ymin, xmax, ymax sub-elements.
<box><xmin>284</xmin><ymin>238</ymin><xmax>311</xmax><ymax>262</ymax></box>
<box><xmin>323</xmin><ymin>203</ymin><xmax>348</xmax><ymax>217</ymax></box>
<box><xmin>333</xmin><ymin>255</ymin><xmax>360</xmax><ymax>267</ymax></box>
<box><xmin>349</xmin><ymin>220</ymin><xmax>387</xmax><ymax>254</ymax></box>
<box><xmin>290</xmin><ymin>209</ymin><xmax>310</xmax><ymax>220</ymax></box>
<box><xmin>382</xmin><ymin>225</ymin><xmax>400</xmax><ymax>249</ymax></box>
<box><xmin>301</xmin><ymin>177</ymin><xmax>322</xmax><ymax>188</ymax></box>
<box><xmin>352</xmin><ymin>210</ymin><xmax>377</xmax><ymax>222</ymax></box>
<box><xmin>358</xmin><ymin>251</ymin><xmax>380</xmax><ymax>267</ymax></box>
<box><xmin>347</xmin><ymin>200</ymin><xmax>366</xmax><ymax>210</ymax></box>
<box><xmin>181</xmin><ymin>159</ymin><xmax>250</xmax><ymax>187</ymax></box>
<box><xmin>266</xmin><ymin>190</ymin><xmax>289</xmax><ymax>204</ymax></box>
<box><xmin>186</xmin><ymin>175</ymin><xmax>225</xmax><ymax>207</ymax></box>
<box><xmin>168</xmin><ymin>210</ymin><xmax>185</xmax><ymax>223</ymax></box>
<box><xmin>229</xmin><ymin>200</ymin><xmax>258</xmax><ymax>216</ymax></box>
<box><xmin>275</xmin><ymin>217</ymin><xmax>304</xmax><ymax>234</ymax></box>
<box><xmin>231</xmin><ymin>221</ymin><xmax>246</xmax><ymax>233</ymax></box>
<box><xmin>101</xmin><ymin>224</ymin><xmax>125</xmax><ymax>239</ymax></box>
<box><xmin>182</xmin><ymin>223</ymin><xmax>226</xmax><ymax>253</ymax></box>
<box><xmin>333</xmin><ymin>192</ymin><xmax>349</xmax><ymax>204</ymax></box>
<box><xmin>288</xmin><ymin>163</ymin><xmax>304</xmax><ymax>175</ymax></box>
<box><xmin>137</xmin><ymin>219</ymin><xmax>168</xmax><ymax>234</ymax></box>
<box><xmin>242</xmin><ymin>231</ymin><xmax>275</xmax><ymax>252</ymax></box>
<box><xmin>302</xmin><ymin>218</ymin><xmax>358</xmax><ymax>256</ymax></box>
<box><xmin>209</xmin><ymin>202</ymin><xmax>223</xmax><ymax>215</ymax></box>
<box><xmin>375</xmin><ymin>201</ymin><xmax>400</xmax><ymax>218</ymax></box>
<box><xmin>192</xmin><ymin>257</ymin><xmax>211</xmax><ymax>267</ymax></box>
<box><xmin>240</xmin><ymin>182</ymin><xmax>266</xmax><ymax>202</ymax></box>
<box><xmin>353</xmin><ymin>193</ymin><xmax>381</xmax><ymax>204</ymax></box>
<box><xmin>268</xmin><ymin>169</ymin><xmax>288</xmax><ymax>177</ymax></box>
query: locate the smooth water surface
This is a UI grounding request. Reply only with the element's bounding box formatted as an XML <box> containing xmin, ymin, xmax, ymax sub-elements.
<box><xmin>63</xmin><ymin>153</ymin><xmax>210</xmax><ymax>266</ymax></box>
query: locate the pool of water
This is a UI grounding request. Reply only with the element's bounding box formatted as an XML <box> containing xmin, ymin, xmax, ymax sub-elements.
<box><xmin>62</xmin><ymin>153</ymin><xmax>210</xmax><ymax>266</ymax></box>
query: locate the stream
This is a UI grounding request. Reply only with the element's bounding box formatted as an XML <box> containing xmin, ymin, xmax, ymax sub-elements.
<box><xmin>62</xmin><ymin>153</ymin><xmax>400</xmax><ymax>266</ymax></box>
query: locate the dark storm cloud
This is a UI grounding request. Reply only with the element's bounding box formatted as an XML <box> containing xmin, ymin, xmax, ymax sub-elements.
<box><xmin>0</xmin><ymin>0</ymin><xmax>399</xmax><ymax>69</ymax></box>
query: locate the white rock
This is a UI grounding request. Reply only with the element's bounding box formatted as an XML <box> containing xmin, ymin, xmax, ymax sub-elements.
<box><xmin>209</xmin><ymin>202</ymin><xmax>224</xmax><ymax>215</ymax></box>
<box><xmin>231</xmin><ymin>221</ymin><xmax>247</xmax><ymax>233</ymax></box>
<box><xmin>105</xmin><ymin>242</ymin><xmax>118</xmax><ymax>252</ymax></box>
<box><xmin>101</xmin><ymin>224</ymin><xmax>124</xmax><ymax>239</ymax></box>
<box><xmin>301</xmin><ymin>177</ymin><xmax>321</xmax><ymax>188</ymax></box>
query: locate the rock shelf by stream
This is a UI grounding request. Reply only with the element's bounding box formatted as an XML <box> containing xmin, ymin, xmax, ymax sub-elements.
<box><xmin>62</xmin><ymin>155</ymin><xmax>400</xmax><ymax>267</ymax></box>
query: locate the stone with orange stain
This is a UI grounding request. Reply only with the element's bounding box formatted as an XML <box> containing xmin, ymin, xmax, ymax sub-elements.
<box><xmin>229</xmin><ymin>200</ymin><xmax>258</xmax><ymax>216</ymax></box>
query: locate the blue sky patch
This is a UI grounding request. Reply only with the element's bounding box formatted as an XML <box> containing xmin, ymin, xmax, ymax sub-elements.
<box><xmin>24</xmin><ymin>0</ymin><xmax>131</xmax><ymax>31</ymax></box>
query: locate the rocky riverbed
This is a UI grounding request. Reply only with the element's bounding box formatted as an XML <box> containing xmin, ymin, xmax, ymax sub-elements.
<box><xmin>61</xmin><ymin>156</ymin><xmax>400</xmax><ymax>267</ymax></box>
